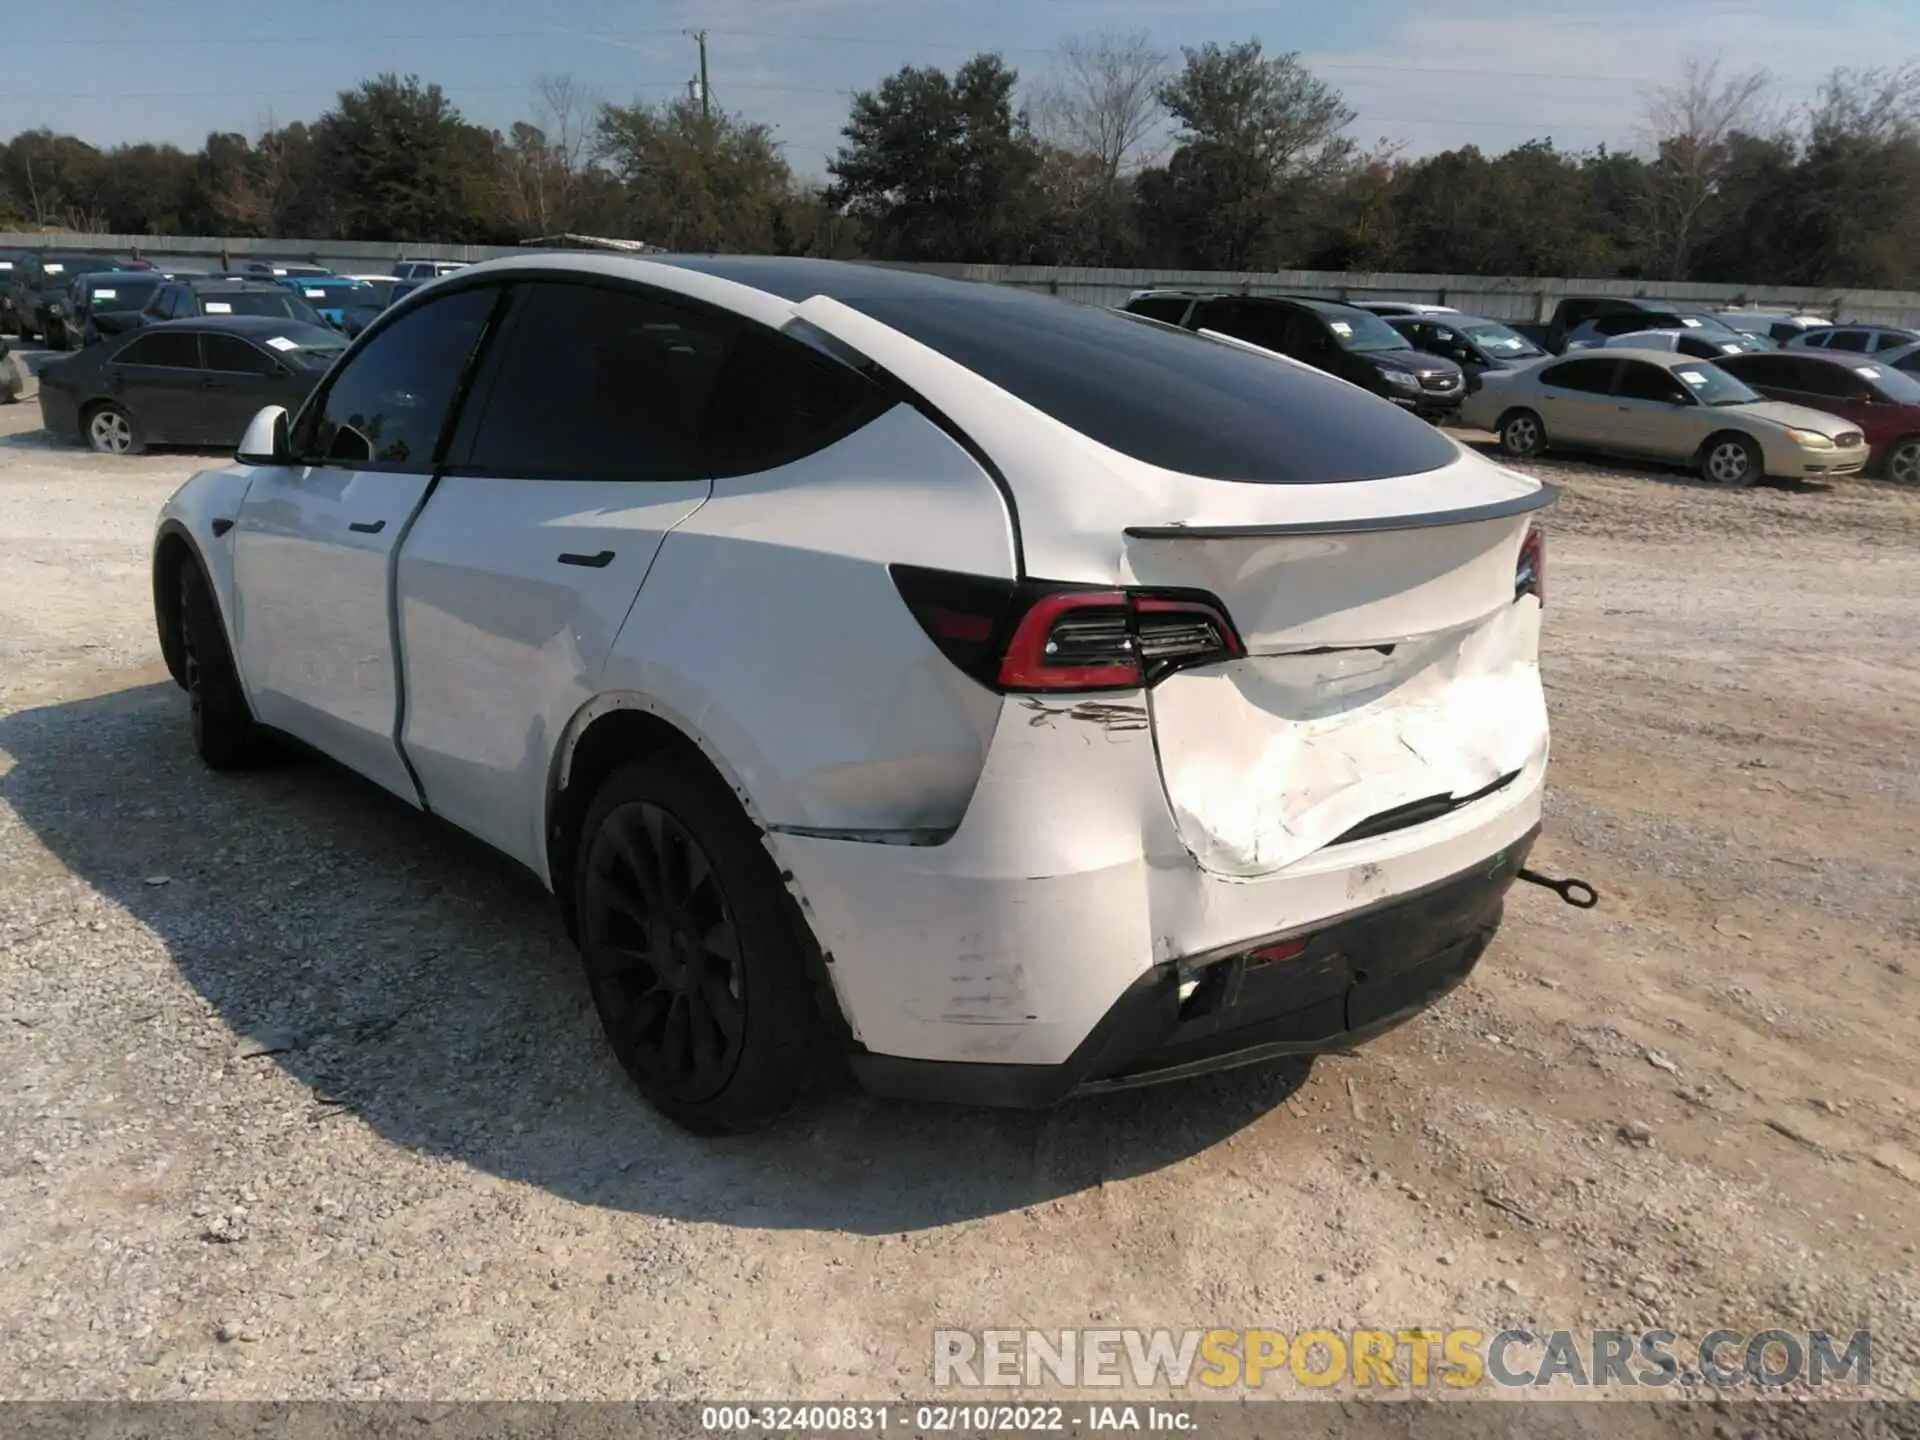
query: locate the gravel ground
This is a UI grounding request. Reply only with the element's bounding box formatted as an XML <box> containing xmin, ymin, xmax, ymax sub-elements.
<box><xmin>1</xmin><ymin>390</ymin><xmax>1917</xmax><ymax>1403</ymax></box>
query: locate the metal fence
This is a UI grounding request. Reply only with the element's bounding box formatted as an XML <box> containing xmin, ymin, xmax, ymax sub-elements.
<box><xmin>9</xmin><ymin>231</ymin><xmax>1920</xmax><ymax>326</ymax></box>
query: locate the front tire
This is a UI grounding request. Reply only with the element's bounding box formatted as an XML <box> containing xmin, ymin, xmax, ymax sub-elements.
<box><xmin>84</xmin><ymin>402</ymin><xmax>143</xmax><ymax>455</ymax></box>
<box><xmin>1498</xmin><ymin>409</ymin><xmax>1546</xmax><ymax>459</ymax></box>
<box><xmin>1700</xmin><ymin>432</ymin><xmax>1761</xmax><ymax>487</ymax></box>
<box><xmin>178</xmin><ymin>560</ymin><xmax>268</xmax><ymax>770</ymax></box>
<box><xmin>574</xmin><ymin>756</ymin><xmax>823</xmax><ymax>1134</ymax></box>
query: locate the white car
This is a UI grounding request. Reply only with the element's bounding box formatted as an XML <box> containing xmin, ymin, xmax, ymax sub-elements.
<box><xmin>1600</xmin><ymin>328</ymin><xmax>1746</xmax><ymax>360</ymax></box>
<box><xmin>151</xmin><ymin>255</ymin><xmax>1556</xmax><ymax>1132</ymax></box>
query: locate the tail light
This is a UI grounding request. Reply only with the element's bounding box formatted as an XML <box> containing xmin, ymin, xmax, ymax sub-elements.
<box><xmin>1515</xmin><ymin>528</ymin><xmax>1544</xmax><ymax>605</ymax></box>
<box><xmin>890</xmin><ymin>566</ymin><xmax>1244</xmax><ymax>693</ymax></box>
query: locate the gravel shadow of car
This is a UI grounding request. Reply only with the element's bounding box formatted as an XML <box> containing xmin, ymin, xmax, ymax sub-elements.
<box><xmin>0</xmin><ymin>681</ymin><xmax>1311</xmax><ymax>1234</ymax></box>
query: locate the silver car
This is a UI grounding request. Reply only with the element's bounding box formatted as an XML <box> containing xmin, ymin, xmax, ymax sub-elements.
<box><xmin>1459</xmin><ymin>349</ymin><xmax>1872</xmax><ymax>485</ymax></box>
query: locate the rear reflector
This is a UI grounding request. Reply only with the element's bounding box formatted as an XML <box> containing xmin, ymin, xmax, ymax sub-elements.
<box><xmin>1248</xmin><ymin>937</ymin><xmax>1309</xmax><ymax>965</ymax></box>
<box><xmin>890</xmin><ymin>565</ymin><xmax>1245</xmax><ymax>694</ymax></box>
<box><xmin>1515</xmin><ymin>528</ymin><xmax>1544</xmax><ymax>605</ymax></box>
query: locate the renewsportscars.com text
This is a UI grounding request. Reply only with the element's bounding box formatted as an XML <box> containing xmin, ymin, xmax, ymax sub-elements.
<box><xmin>933</xmin><ymin>1327</ymin><xmax>1873</xmax><ymax>1392</ymax></box>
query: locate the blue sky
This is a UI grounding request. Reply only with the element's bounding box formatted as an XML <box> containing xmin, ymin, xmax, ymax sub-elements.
<box><xmin>8</xmin><ymin>0</ymin><xmax>1920</xmax><ymax>182</ymax></box>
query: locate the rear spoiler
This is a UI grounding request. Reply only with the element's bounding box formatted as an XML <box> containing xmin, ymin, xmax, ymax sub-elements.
<box><xmin>1125</xmin><ymin>485</ymin><xmax>1559</xmax><ymax>539</ymax></box>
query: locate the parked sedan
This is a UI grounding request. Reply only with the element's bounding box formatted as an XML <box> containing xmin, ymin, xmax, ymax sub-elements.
<box><xmin>151</xmin><ymin>255</ymin><xmax>1555</xmax><ymax>1132</ymax></box>
<box><xmin>1460</xmin><ymin>350</ymin><xmax>1870</xmax><ymax>485</ymax></box>
<box><xmin>1715</xmin><ymin>350</ymin><xmax>1920</xmax><ymax>484</ymax></box>
<box><xmin>39</xmin><ymin>317</ymin><xmax>342</xmax><ymax>454</ymax></box>
<box><xmin>1787</xmin><ymin>323</ymin><xmax>1919</xmax><ymax>354</ymax></box>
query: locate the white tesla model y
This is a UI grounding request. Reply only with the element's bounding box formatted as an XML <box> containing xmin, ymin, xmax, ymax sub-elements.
<box><xmin>151</xmin><ymin>255</ymin><xmax>1554</xmax><ymax>1132</ymax></box>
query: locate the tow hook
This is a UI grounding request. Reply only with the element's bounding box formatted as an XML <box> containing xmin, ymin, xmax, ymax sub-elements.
<box><xmin>1518</xmin><ymin>868</ymin><xmax>1598</xmax><ymax>909</ymax></box>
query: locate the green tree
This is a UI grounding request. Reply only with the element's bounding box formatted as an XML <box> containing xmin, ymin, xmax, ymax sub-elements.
<box><xmin>1135</xmin><ymin>41</ymin><xmax>1354</xmax><ymax>269</ymax></box>
<box><xmin>308</xmin><ymin>75</ymin><xmax>507</xmax><ymax>242</ymax></box>
<box><xmin>595</xmin><ymin>95</ymin><xmax>796</xmax><ymax>251</ymax></box>
<box><xmin>829</xmin><ymin>54</ymin><xmax>1044</xmax><ymax>262</ymax></box>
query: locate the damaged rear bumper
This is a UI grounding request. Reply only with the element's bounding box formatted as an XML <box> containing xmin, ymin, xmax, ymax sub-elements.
<box><xmin>848</xmin><ymin>827</ymin><xmax>1537</xmax><ymax>1109</ymax></box>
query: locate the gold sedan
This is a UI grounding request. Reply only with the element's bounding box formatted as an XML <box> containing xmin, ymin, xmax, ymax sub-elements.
<box><xmin>1459</xmin><ymin>348</ymin><xmax>1871</xmax><ymax>485</ymax></box>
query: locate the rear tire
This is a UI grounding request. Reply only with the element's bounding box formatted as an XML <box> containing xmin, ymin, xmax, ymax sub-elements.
<box><xmin>1498</xmin><ymin>409</ymin><xmax>1546</xmax><ymax>459</ymax></box>
<box><xmin>573</xmin><ymin>756</ymin><xmax>823</xmax><ymax>1134</ymax></box>
<box><xmin>1884</xmin><ymin>436</ymin><xmax>1920</xmax><ymax>485</ymax></box>
<box><xmin>179</xmin><ymin>560</ymin><xmax>268</xmax><ymax>770</ymax></box>
<box><xmin>1700</xmin><ymin>432</ymin><xmax>1761</xmax><ymax>487</ymax></box>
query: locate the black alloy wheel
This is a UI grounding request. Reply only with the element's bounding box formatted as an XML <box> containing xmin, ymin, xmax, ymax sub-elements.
<box><xmin>581</xmin><ymin>798</ymin><xmax>748</xmax><ymax>1106</ymax></box>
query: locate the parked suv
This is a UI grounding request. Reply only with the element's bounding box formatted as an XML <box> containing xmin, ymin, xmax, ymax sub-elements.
<box><xmin>118</xmin><ymin>278</ymin><xmax>325</xmax><ymax>335</ymax></box>
<box><xmin>152</xmin><ymin>255</ymin><xmax>1554</xmax><ymax>1132</ymax></box>
<box><xmin>1123</xmin><ymin>291</ymin><xmax>1466</xmax><ymax>420</ymax></box>
<box><xmin>14</xmin><ymin>253</ymin><xmax>127</xmax><ymax>343</ymax></box>
<box><xmin>390</xmin><ymin>259</ymin><xmax>468</xmax><ymax>280</ymax></box>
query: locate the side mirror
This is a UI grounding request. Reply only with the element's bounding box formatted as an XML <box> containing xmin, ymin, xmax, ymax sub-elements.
<box><xmin>236</xmin><ymin>405</ymin><xmax>291</xmax><ymax>466</ymax></box>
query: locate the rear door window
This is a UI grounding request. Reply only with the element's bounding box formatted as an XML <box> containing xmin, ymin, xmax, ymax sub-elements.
<box><xmin>1539</xmin><ymin>358</ymin><xmax>1619</xmax><ymax>393</ymax></box>
<box><xmin>116</xmin><ymin>332</ymin><xmax>201</xmax><ymax>368</ymax></box>
<box><xmin>458</xmin><ymin>281</ymin><xmax>728</xmax><ymax>482</ymax></box>
<box><xmin>1826</xmin><ymin>329</ymin><xmax>1871</xmax><ymax>352</ymax></box>
<box><xmin>203</xmin><ymin>333</ymin><xmax>278</xmax><ymax>375</ymax></box>
<box><xmin>1874</xmin><ymin>331</ymin><xmax>1911</xmax><ymax>352</ymax></box>
<box><xmin>1614</xmin><ymin>362</ymin><xmax>1689</xmax><ymax>403</ymax></box>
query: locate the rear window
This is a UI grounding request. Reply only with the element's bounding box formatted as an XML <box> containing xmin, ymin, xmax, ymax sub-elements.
<box><xmin>1125</xmin><ymin>296</ymin><xmax>1192</xmax><ymax>325</ymax></box>
<box><xmin>844</xmin><ymin>292</ymin><xmax>1456</xmax><ymax>483</ymax></box>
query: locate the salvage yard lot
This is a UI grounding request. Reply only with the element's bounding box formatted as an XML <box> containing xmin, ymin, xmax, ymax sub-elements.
<box><xmin>1</xmin><ymin>395</ymin><xmax>1917</xmax><ymax>1400</ymax></box>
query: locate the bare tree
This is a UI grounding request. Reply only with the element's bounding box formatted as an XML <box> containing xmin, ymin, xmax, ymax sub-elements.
<box><xmin>1033</xmin><ymin>31</ymin><xmax>1169</xmax><ymax>182</ymax></box>
<box><xmin>503</xmin><ymin>73</ymin><xmax>602</xmax><ymax>234</ymax></box>
<box><xmin>1029</xmin><ymin>32</ymin><xmax>1167</xmax><ymax>263</ymax></box>
<box><xmin>1638</xmin><ymin>55</ymin><xmax>1775</xmax><ymax>279</ymax></box>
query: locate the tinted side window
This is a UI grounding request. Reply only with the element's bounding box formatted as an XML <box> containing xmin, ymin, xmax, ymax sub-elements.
<box><xmin>1728</xmin><ymin>355</ymin><xmax>1792</xmax><ymax>389</ymax></box>
<box><xmin>1205</xmin><ymin>302</ymin><xmax>1292</xmax><ymax>354</ymax></box>
<box><xmin>118</xmin><ymin>332</ymin><xmax>201</xmax><ymax>368</ymax></box>
<box><xmin>301</xmin><ymin>285</ymin><xmax>497</xmax><ymax>469</ymax></box>
<box><xmin>1539</xmin><ymin>359</ymin><xmax>1618</xmax><ymax>394</ymax></box>
<box><xmin>203</xmin><ymin>333</ymin><xmax>278</xmax><ymax>376</ymax></box>
<box><xmin>1827</xmin><ymin>329</ymin><xmax>1870</xmax><ymax>352</ymax></box>
<box><xmin>1875</xmin><ymin>331</ymin><xmax>1910</xmax><ymax>352</ymax></box>
<box><xmin>705</xmin><ymin>325</ymin><xmax>894</xmax><ymax>476</ymax></box>
<box><xmin>462</xmin><ymin>282</ymin><xmax>727</xmax><ymax>481</ymax></box>
<box><xmin>1780</xmin><ymin>359</ymin><xmax>1851</xmax><ymax>397</ymax></box>
<box><xmin>1126</xmin><ymin>296</ymin><xmax>1191</xmax><ymax>325</ymax></box>
<box><xmin>1615</xmin><ymin>362</ymin><xmax>1688</xmax><ymax>402</ymax></box>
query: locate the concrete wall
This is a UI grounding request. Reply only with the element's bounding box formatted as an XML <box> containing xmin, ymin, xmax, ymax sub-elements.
<box><xmin>10</xmin><ymin>231</ymin><xmax>1920</xmax><ymax>325</ymax></box>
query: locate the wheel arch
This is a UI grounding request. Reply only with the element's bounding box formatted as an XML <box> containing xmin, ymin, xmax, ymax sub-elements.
<box><xmin>152</xmin><ymin>519</ymin><xmax>207</xmax><ymax>689</ymax></box>
<box><xmin>544</xmin><ymin>691</ymin><xmax>778</xmax><ymax>942</ymax></box>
